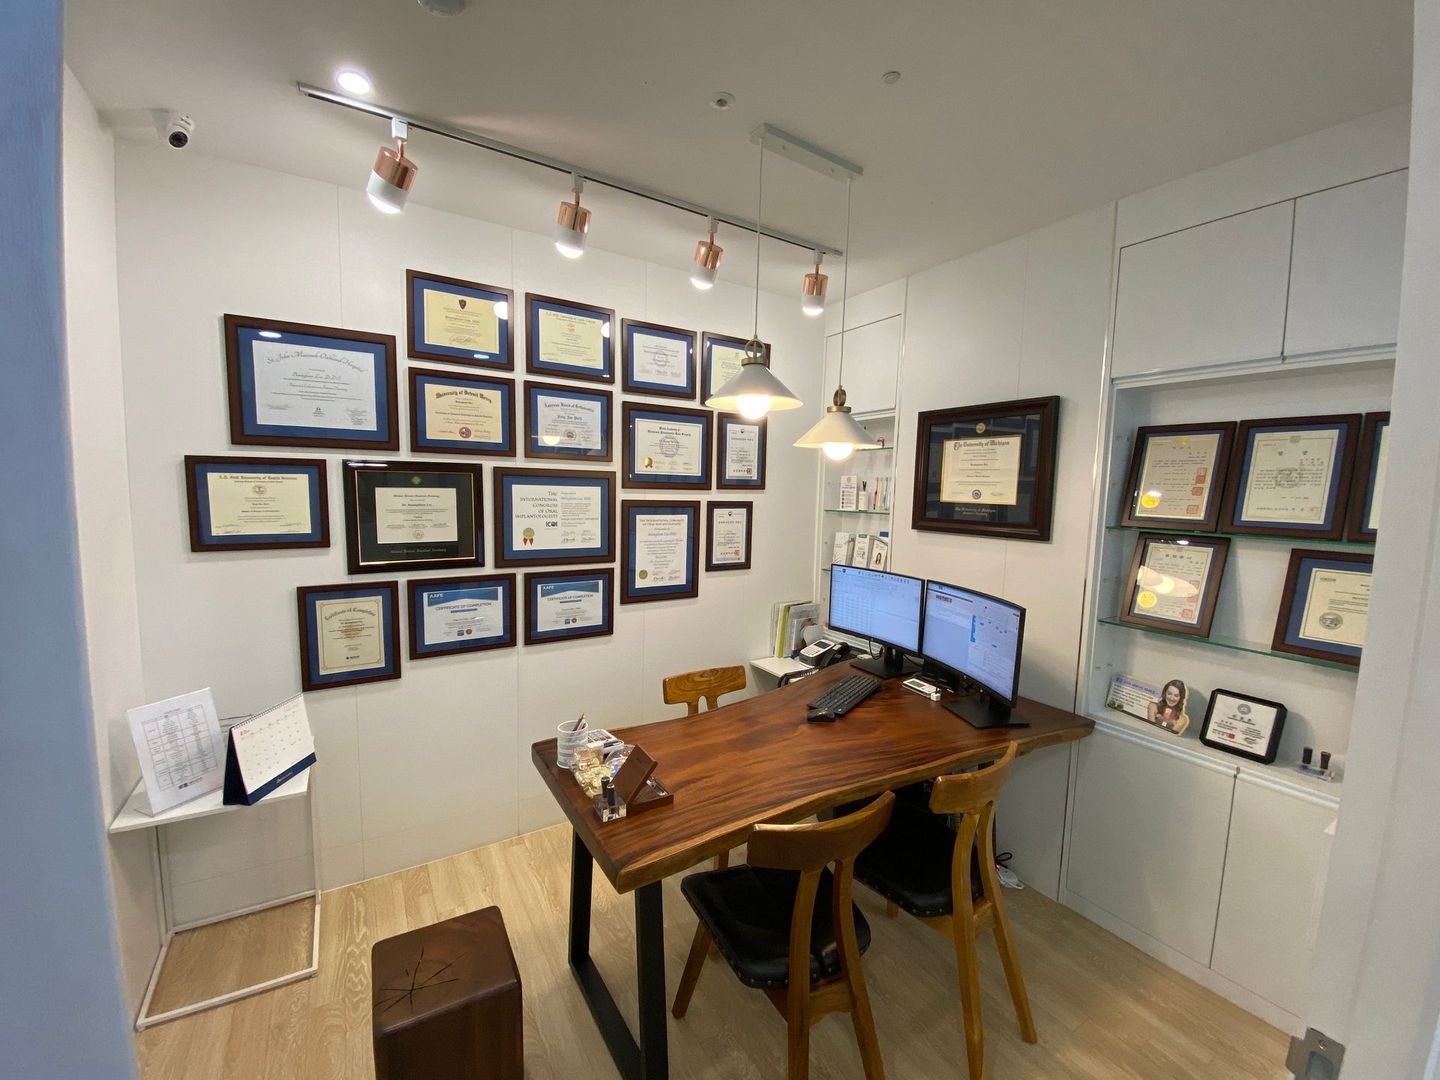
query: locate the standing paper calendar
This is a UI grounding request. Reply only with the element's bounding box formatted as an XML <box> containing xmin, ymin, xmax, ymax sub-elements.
<box><xmin>223</xmin><ymin>693</ymin><xmax>317</xmax><ymax>805</ymax></box>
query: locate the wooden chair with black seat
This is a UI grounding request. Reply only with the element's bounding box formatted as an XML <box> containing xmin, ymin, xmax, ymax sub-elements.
<box><xmin>671</xmin><ymin>791</ymin><xmax>896</xmax><ymax>1080</ymax></box>
<box><xmin>853</xmin><ymin>743</ymin><xmax>1034</xmax><ymax>1080</ymax></box>
<box><xmin>663</xmin><ymin>665</ymin><xmax>747</xmax><ymax>871</ymax></box>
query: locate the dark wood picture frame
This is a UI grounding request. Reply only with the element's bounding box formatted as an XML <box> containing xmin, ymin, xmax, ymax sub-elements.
<box><xmin>408</xmin><ymin>366</ymin><xmax>516</xmax><ymax>457</ymax></box>
<box><xmin>1346</xmin><ymin>412</ymin><xmax>1390</xmax><ymax>543</ymax></box>
<box><xmin>701</xmin><ymin>331</ymin><xmax>771</xmax><ymax>402</ymax></box>
<box><xmin>621</xmin><ymin>318</ymin><xmax>697</xmax><ymax>400</ymax></box>
<box><xmin>296</xmin><ymin>580</ymin><xmax>401</xmax><ymax>691</ymax></box>
<box><xmin>341</xmin><ymin>459</ymin><xmax>485</xmax><ymax>575</ymax></box>
<box><xmin>406</xmin><ymin>573</ymin><xmax>517</xmax><ymax>660</ymax></box>
<box><xmin>184</xmin><ymin>455</ymin><xmax>329</xmax><ymax>552</ymax></box>
<box><xmin>525</xmin><ymin>293</ymin><xmax>616</xmax><ymax>384</ymax></box>
<box><xmin>493</xmin><ymin>467</ymin><xmax>616</xmax><ymax>568</ymax></box>
<box><xmin>523</xmin><ymin>568</ymin><xmax>615</xmax><ymax>646</ymax></box>
<box><xmin>1118</xmin><ymin>421</ymin><xmax>1237</xmax><ymax>532</ymax></box>
<box><xmin>1220</xmin><ymin>414</ymin><xmax>1361</xmax><ymax>541</ymax></box>
<box><xmin>1272</xmin><ymin>548</ymin><xmax>1372</xmax><ymax>667</ymax></box>
<box><xmin>621</xmin><ymin>402</ymin><xmax>713</xmax><ymax>490</ymax></box>
<box><xmin>911</xmin><ymin>395</ymin><xmax>1060</xmax><ymax>541</ymax></box>
<box><xmin>706</xmin><ymin>500</ymin><xmax>753</xmax><ymax>572</ymax></box>
<box><xmin>405</xmin><ymin>269</ymin><xmax>515</xmax><ymax>370</ymax></box>
<box><xmin>1118</xmin><ymin>532</ymin><xmax>1231</xmax><ymax>637</ymax></box>
<box><xmin>523</xmin><ymin>379</ymin><xmax>613</xmax><ymax>463</ymax></box>
<box><xmin>715</xmin><ymin>414</ymin><xmax>767</xmax><ymax>490</ymax></box>
<box><xmin>223</xmin><ymin>314</ymin><xmax>399</xmax><ymax>450</ymax></box>
<box><xmin>1199</xmin><ymin>688</ymin><xmax>1288</xmax><ymax>765</ymax></box>
<box><xmin>620</xmin><ymin>499</ymin><xmax>701</xmax><ymax>604</ymax></box>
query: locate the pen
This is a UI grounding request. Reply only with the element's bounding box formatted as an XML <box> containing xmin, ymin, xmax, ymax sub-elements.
<box><xmin>575</xmin><ymin>713</ymin><xmax>587</xmax><ymax>732</ymax></box>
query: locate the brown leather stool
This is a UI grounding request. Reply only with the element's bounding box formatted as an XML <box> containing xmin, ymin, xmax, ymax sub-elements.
<box><xmin>371</xmin><ymin>906</ymin><xmax>522</xmax><ymax>1080</ymax></box>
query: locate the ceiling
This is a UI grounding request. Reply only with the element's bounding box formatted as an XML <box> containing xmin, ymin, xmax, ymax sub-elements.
<box><xmin>64</xmin><ymin>0</ymin><xmax>1413</xmax><ymax>295</ymax></box>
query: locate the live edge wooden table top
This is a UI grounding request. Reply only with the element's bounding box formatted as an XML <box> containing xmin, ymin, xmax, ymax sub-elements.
<box><xmin>531</xmin><ymin>661</ymin><xmax>1094</xmax><ymax>894</ymax></box>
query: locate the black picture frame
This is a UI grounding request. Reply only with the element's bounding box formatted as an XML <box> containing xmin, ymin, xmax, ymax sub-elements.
<box><xmin>1272</xmin><ymin>548</ymin><xmax>1372</xmax><ymax>667</ymax></box>
<box><xmin>523</xmin><ymin>568</ymin><xmax>615</xmax><ymax>646</ymax></box>
<box><xmin>715</xmin><ymin>414</ymin><xmax>767</xmax><ymax>490</ymax></box>
<box><xmin>407</xmin><ymin>573</ymin><xmax>517</xmax><ymax>660</ymax></box>
<box><xmin>341</xmin><ymin>459</ymin><xmax>485</xmax><ymax>574</ymax></box>
<box><xmin>621</xmin><ymin>319</ymin><xmax>697</xmax><ymax>400</ymax></box>
<box><xmin>408</xmin><ymin>366</ymin><xmax>516</xmax><ymax>457</ymax></box>
<box><xmin>1118</xmin><ymin>532</ymin><xmax>1231</xmax><ymax>637</ymax></box>
<box><xmin>621</xmin><ymin>499</ymin><xmax>701</xmax><ymax>603</ymax></box>
<box><xmin>184</xmin><ymin>455</ymin><xmax>329</xmax><ymax>552</ymax></box>
<box><xmin>296</xmin><ymin>580</ymin><xmax>401</xmax><ymax>691</ymax></box>
<box><xmin>706</xmin><ymin>501</ymin><xmax>753</xmax><ymax>572</ymax></box>
<box><xmin>1346</xmin><ymin>412</ymin><xmax>1389</xmax><ymax>543</ymax></box>
<box><xmin>1220</xmin><ymin>414</ymin><xmax>1361</xmax><ymax>540</ymax></box>
<box><xmin>1199</xmin><ymin>688</ymin><xmax>1288</xmax><ymax>764</ymax></box>
<box><xmin>1118</xmin><ymin>422</ymin><xmax>1236</xmax><ymax>532</ymax></box>
<box><xmin>405</xmin><ymin>269</ymin><xmax>515</xmax><ymax>370</ymax></box>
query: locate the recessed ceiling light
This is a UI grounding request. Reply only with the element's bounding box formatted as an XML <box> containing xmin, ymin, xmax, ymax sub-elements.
<box><xmin>336</xmin><ymin>69</ymin><xmax>373</xmax><ymax>95</ymax></box>
<box><xmin>881</xmin><ymin>70</ymin><xmax>902</xmax><ymax>85</ymax></box>
<box><xmin>418</xmin><ymin>0</ymin><xmax>468</xmax><ymax>15</ymax></box>
<box><xmin>710</xmin><ymin>91</ymin><xmax>736</xmax><ymax>111</ymax></box>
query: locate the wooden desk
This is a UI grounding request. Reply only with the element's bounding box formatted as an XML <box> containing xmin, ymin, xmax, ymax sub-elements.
<box><xmin>531</xmin><ymin>661</ymin><xmax>1093</xmax><ymax>1080</ymax></box>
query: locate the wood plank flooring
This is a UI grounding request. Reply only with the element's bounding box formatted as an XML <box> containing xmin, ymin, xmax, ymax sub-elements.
<box><xmin>137</xmin><ymin>824</ymin><xmax>1290</xmax><ymax>1079</ymax></box>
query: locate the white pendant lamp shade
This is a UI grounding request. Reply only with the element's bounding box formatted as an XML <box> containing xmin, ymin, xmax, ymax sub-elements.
<box><xmin>794</xmin><ymin>386</ymin><xmax>881</xmax><ymax>460</ymax></box>
<box><xmin>705</xmin><ymin>342</ymin><xmax>803</xmax><ymax>419</ymax></box>
<box><xmin>367</xmin><ymin>141</ymin><xmax>417</xmax><ymax>214</ymax></box>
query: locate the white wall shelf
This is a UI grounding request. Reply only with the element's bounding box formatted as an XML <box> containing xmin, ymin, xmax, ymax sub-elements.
<box><xmin>1096</xmin><ymin>616</ymin><xmax>1360</xmax><ymax>674</ymax></box>
<box><xmin>1104</xmin><ymin>524</ymin><xmax>1373</xmax><ymax>552</ymax></box>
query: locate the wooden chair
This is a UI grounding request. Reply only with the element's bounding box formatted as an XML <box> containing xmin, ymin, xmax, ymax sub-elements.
<box><xmin>853</xmin><ymin>744</ymin><xmax>1034</xmax><ymax>1080</ymax></box>
<box><xmin>662</xmin><ymin>665</ymin><xmax>747</xmax><ymax>715</ymax></box>
<box><xmin>672</xmin><ymin>792</ymin><xmax>896</xmax><ymax>1080</ymax></box>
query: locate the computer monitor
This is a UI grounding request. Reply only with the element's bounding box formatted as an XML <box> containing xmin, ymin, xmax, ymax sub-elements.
<box><xmin>827</xmin><ymin>564</ymin><xmax>925</xmax><ymax>678</ymax></box>
<box><xmin>920</xmin><ymin>579</ymin><xmax>1027</xmax><ymax>728</ymax></box>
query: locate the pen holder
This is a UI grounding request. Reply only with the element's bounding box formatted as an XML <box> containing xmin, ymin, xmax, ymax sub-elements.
<box><xmin>557</xmin><ymin>719</ymin><xmax>586</xmax><ymax>769</ymax></box>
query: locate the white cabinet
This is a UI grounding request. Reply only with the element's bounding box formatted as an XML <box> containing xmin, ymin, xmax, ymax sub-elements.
<box><xmin>1111</xmin><ymin>202</ymin><xmax>1293</xmax><ymax>377</ymax></box>
<box><xmin>823</xmin><ymin>315</ymin><xmax>901</xmax><ymax>413</ymax></box>
<box><xmin>1065</xmin><ymin>724</ymin><xmax>1236</xmax><ymax>964</ymax></box>
<box><xmin>1284</xmin><ymin>170</ymin><xmax>1408</xmax><ymax>357</ymax></box>
<box><xmin>1211</xmin><ymin>774</ymin><xmax>1338</xmax><ymax>1017</ymax></box>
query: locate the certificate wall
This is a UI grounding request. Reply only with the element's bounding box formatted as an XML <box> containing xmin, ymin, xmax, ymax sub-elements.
<box><xmin>107</xmin><ymin>145</ymin><xmax>824</xmax><ymax>906</ymax></box>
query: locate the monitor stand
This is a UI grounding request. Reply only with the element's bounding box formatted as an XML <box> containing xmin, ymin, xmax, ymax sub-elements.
<box><xmin>851</xmin><ymin>644</ymin><xmax>919</xmax><ymax>679</ymax></box>
<box><xmin>943</xmin><ymin>693</ymin><xmax>1029</xmax><ymax>729</ymax></box>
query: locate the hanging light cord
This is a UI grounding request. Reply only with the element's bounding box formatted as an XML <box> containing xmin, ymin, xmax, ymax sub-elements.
<box><xmin>835</xmin><ymin>179</ymin><xmax>853</xmax><ymax>395</ymax></box>
<box><xmin>750</xmin><ymin>142</ymin><xmax>765</xmax><ymax>354</ymax></box>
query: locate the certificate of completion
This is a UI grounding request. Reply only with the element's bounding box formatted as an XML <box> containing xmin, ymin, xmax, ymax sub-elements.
<box><xmin>723</xmin><ymin>424</ymin><xmax>760</xmax><ymax>481</ymax></box>
<box><xmin>1239</xmin><ymin>429</ymin><xmax>1339</xmax><ymax>525</ymax></box>
<box><xmin>316</xmin><ymin>596</ymin><xmax>385</xmax><ymax>674</ymax></box>
<box><xmin>537</xmin><ymin>308</ymin><xmax>605</xmax><ymax>370</ymax></box>
<box><xmin>421</xmin><ymin>584</ymin><xmax>502</xmax><ymax>644</ymax></box>
<box><xmin>423</xmin><ymin>383</ymin><xmax>503</xmax><ymax>443</ymax></box>
<box><xmin>1298</xmin><ymin>568</ymin><xmax>1369</xmax><ymax>648</ymax></box>
<box><xmin>374</xmin><ymin>488</ymin><xmax>459</xmax><ymax>543</ymax></box>
<box><xmin>422</xmin><ymin>288</ymin><xmax>500</xmax><ymax>354</ymax></box>
<box><xmin>1134</xmin><ymin>433</ymin><xmax>1221</xmax><ymax>521</ymax></box>
<box><xmin>206</xmin><ymin>471</ymin><xmax>312</xmax><ymax>536</ymax></box>
<box><xmin>631</xmin><ymin>331</ymin><xmax>689</xmax><ymax>389</ymax></box>
<box><xmin>511</xmin><ymin>483</ymin><xmax>602</xmax><ymax>550</ymax></box>
<box><xmin>940</xmin><ymin>435</ymin><xmax>1022</xmax><ymax>505</ymax></box>
<box><xmin>1132</xmin><ymin>544</ymin><xmax>1214</xmax><ymax>626</ymax></box>
<box><xmin>633</xmin><ymin>512</ymin><xmax>690</xmax><ymax>587</ymax></box>
<box><xmin>251</xmin><ymin>341</ymin><xmax>379</xmax><ymax>432</ymax></box>
<box><xmin>635</xmin><ymin>419</ymin><xmax>703</xmax><ymax>476</ymax></box>
<box><xmin>536</xmin><ymin>579</ymin><xmax>604</xmax><ymax>632</ymax></box>
<box><xmin>535</xmin><ymin>391</ymin><xmax>604</xmax><ymax>450</ymax></box>
<box><xmin>710</xmin><ymin>507</ymin><xmax>747</xmax><ymax>565</ymax></box>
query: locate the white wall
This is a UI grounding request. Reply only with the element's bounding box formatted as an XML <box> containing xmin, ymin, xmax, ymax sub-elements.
<box><xmin>109</xmin><ymin>145</ymin><xmax>824</xmax><ymax>909</ymax></box>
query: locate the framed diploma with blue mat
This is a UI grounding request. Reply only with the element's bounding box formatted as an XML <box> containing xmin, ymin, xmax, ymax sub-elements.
<box><xmin>296</xmin><ymin>581</ymin><xmax>401</xmax><ymax>691</ymax></box>
<box><xmin>524</xmin><ymin>568</ymin><xmax>615</xmax><ymax>646</ymax></box>
<box><xmin>494</xmin><ymin>467</ymin><xmax>615</xmax><ymax>567</ymax></box>
<box><xmin>525</xmin><ymin>293</ymin><xmax>615</xmax><ymax>383</ymax></box>
<box><xmin>622</xmin><ymin>402</ymin><xmax>712</xmax><ymax>489</ymax></box>
<box><xmin>1221</xmin><ymin>414</ymin><xmax>1360</xmax><ymax>541</ymax></box>
<box><xmin>622</xmin><ymin>319</ymin><xmax>696</xmax><ymax>399</ymax></box>
<box><xmin>621</xmin><ymin>500</ymin><xmax>700</xmax><ymax>603</ymax></box>
<box><xmin>407</xmin><ymin>573</ymin><xmax>516</xmax><ymax>659</ymax></box>
<box><xmin>184</xmin><ymin>455</ymin><xmax>329</xmax><ymax>551</ymax></box>
<box><xmin>1272</xmin><ymin>549</ymin><xmax>1371</xmax><ymax>667</ymax></box>
<box><xmin>409</xmin><ymin>367</ymin><xmax>515</xmax><ymax>456</ymax></box>
<box><xmin>406</xmin><ymin>269</ymin><xmax>514</xmax><ymax>369</ymax></box>
<box><xmin>524</xmin><ymin>380</ymin><xmax>612</xmax><ymax>462</ymax></box>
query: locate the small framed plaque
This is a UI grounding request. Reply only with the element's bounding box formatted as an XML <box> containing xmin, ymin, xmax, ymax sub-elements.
<box><xmin>706</xmin><ymin>501</ymin><xmax>752</xmax><ymax>572</ymax></box>
<box><xmin>406</xmin><ymin>269</ymin><xmax>514</xmax><ymax>369</ymax></box>
<box><xmin>1346</xmin><ymin>412</ymin><xmax>1390</xmax><ymax>543</ymax></box>
<box><xmin>296</xmin><ymin>581</ymin><xmax>401</xmax><ymax>691</ymax></box>
<box><xmin>1119</xmin><ymin>533</ymin><xmax>1231</xmax><ymax>637</ymax></box>
<box><xmin>524</xmin><ymin>568</ymin><xmax>615</xmax><ymax>646</ymax></box>
<box><xmin>716</xmin><ymin>414</ymin><xmax>767</xmax><ymax>490</ymax></box>
<box><xmin>494</xmin><ymin>467</ymin><xmax>615</xmax><ymax>568</ymax></box>
<box><xmin>1200</xmin><ymin>689</ymin><xmax>1288</xmax><ymax>764</ymax></box>
<box><xmin>621</xmin><ymin>500</ymin><xmax>700</xmax><ymax>603</ymax></box>
<box><xmin>622</xmin><ymin>319</ymin><xmax>696</xmax><ymax>399</ymax></box>
<box><xmin>622</xmin><ymin>402</ymin><xmax>713</xmax><ymax>489</ymax></box>
<box><xmin>224</xmin><ymin>314</ymin><xmax>398</xmax><ymax>450</ymax></box>
<box><xmin>408</xmin><ymin>367</ymin><xmax>515</xmax><ymax>456</ymax></box>
<box><xmin>342</xmin><ymin>460</ymin><xmax>484</xmax><ymax>574</ymax></box>
<box><xmin>523</xmin><ymin>380</ymin><xmax>612</xmax><ymax>462</ymax></box>
<box><xmin>407</xmin><ymin>573</ymin><xmax>516</xmax><ymax>660</ymax></box>
<box><xmin>525</xmin><ymin>293</ymin><xmax>615</xmax><ymax>383</ymax></box>
<box><xmin>701</xmin><ymin>332</ymin><xmax>770</xmax><ymax>403</ymax></box>
<box><xmin>1119</xmin><ymin>422</ymin><xmax>1236</xmax><ymax>532</ymax></box>
<box><xmin>1272</xmin><ymin>549</ymin><xmax>1372</xmax><ymax>667</ymax></box>
<box><xmin>184</xmin><ymin>455</ymin><xmax>329</xmax><ymax>551</ymax></box>
<box><xmin>1221</xmin><ymin>414</ymin><xmax>1360</xmax><ymax>540</ymax></box>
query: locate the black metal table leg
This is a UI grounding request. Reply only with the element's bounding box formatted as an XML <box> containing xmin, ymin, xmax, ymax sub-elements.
<box><xmin>569</xmin><ymin>829</ymin><xmax>593</xmax><ymax>965</ymax></box>
<box><xmin>634</xmin><ymin>881</ymin><xmax>669</xmax><ymax>1078</ymax></box>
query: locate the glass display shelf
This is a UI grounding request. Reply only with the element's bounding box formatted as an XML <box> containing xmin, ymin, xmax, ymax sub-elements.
<box><xmin>823</xmin><ymin>507</ymin><xmax>893</xmax><ymax>515</ymax></box>
<box><xmin>1106</xmin><ymin>525</ymin><xmax>1372</xmax><ymax>551</ymax></box>
<box><xmin>1096</xmin><ymin>616</ymin><xmax>1359</xmax><ymax>674</ymax></box>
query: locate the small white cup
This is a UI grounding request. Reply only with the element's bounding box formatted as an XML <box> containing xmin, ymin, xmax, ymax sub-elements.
<box><xmin>557</xmin><ymin>719</ymin><xmax>586</xmax><ymax>768</ymax></box>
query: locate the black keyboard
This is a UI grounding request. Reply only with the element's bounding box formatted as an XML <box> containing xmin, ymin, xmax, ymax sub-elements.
<box><xmin>806</xmin><ymin>673</ymin><xmax>882</xmax><ymax>721</ymax></box>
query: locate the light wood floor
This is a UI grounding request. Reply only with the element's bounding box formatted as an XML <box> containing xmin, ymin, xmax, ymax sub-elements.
<box><xmin>137</xmin><ymin>823</ymin><xmax>1290</xmax><ymax>1079</ymax></box>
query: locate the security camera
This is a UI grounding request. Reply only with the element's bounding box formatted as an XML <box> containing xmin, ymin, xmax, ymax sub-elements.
<box><xmin>164</xmin><ymin>114</ymin><xmax>194</xmax><ymax>149</ymax></box>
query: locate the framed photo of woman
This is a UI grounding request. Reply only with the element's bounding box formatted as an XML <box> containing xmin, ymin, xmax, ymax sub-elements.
<box><xmin>1144</xmin><ymin>678</ymin><xmax>1191</xmax><ymax>735</ymax></box>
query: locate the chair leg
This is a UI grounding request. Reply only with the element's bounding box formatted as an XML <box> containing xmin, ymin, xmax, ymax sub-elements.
<box><xmin>709</xmin><ymin>851</ymin><xmax>730</xmax><ymax>959</ymax></box>
<box><xmin>672</xmin><ymin>922</ymin><xmax>712</xmax><ymax>1019</ymax></box>
<box><xmin>848</xmin><ymin>965</ymin><xmax>887</xmax><ymax>1080</ymax></box>
<box><xmin>991</xmin><ymin>895</ymin><xmax>1037</xmax><ymax>1043</ymax></box>
<box><xmin>952</xmin><ymin>919</ymin><xmax>985</xmax><ymax>1080</ymax></box>
<box><xmin>786</xmin><ymin>1006</ymin><xmax>811</xmax><ymax>1080</ymax></box>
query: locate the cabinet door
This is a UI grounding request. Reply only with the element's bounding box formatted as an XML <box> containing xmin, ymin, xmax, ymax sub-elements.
<box><xmin>823</xmin><ymin>316</ymin><xmax>900</xmax><ymax>414</ymax></box>
<box><xmin>1284</xmin><ymin>170</ymin><xmax>1408</xmax><ymax>357</ymax></box>
<box><xmin>1112</xmin><ymin>202</ymin><xmax>1293</xmax><ymax>377</ymax></box>
<box><xmin>1065</xmin><ymin>726</ymin><xmax>1236</xmax><ymax>964</ymax></box>
<box><xmin>1210</xmin><ymin>775</ymin><xmax>1337</xmax><ymax>1017</ymax></box>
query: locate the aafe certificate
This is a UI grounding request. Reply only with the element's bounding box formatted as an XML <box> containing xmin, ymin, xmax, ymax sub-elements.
<box><xmin>1134</xmin><ymin>432</ymin><xmax>1221</xmax><ymax>520</ymax></box>
<box><xmin>317</xmin><ymin>597</ymin><xmax>384</xmax><ymax>674</ymax></box>
<box><xmin>536</xmin><ymin>579</ymin><xmax>604</xmax><ymax>631</ymax></box>
<box><xmin>424</xmin><ymin>384</ymin><xmax>502</xmax><ymax>443</ymax></box>
<box><xmin>940</xmin><ymin>435</ymin><xmax>1022</xmax><ymax>505</ymax></box>
<box><xmin>206</xmin><ymin>471</ymin><xmax>312</xmax><ymax>535</ymax></box>
<box><xmin>422</xmin><ymin>288</ymin><xmax>500</xmax><ymax>354</ymax></box>
<box><xmin>537</xmin><ymin>308</ymin><xmax>605</xmax><ymax>369</ymax></box>
<box><xmin>512</xmin><ymin>484</ymin><xmax>602</xmax><ymax>550</ymax></box>
<box><xmin>421</xmin><ymin>584</ymin><xmax>502</xmax><ymax>644</ymax></box>
<box><xmin>251</xmin><ymin>341</ymin><xmax>378</xmax><ymax>432</ymax></box>
<box><xmin>1239</xmin><ymin>429</ymin><xmax>1339</xmax><ymax>525</ymax></box>
<box><xmin>1299</xmin><ymin>568</ymin><xmax>1370</xmax><ymax>648</ymax></box>
<box><xmin>633</xmin><ymin>513</ymin><xmax>689</xmax><ymax>587</ymax></box>
<box><xmin>374</xmin><ymin>488</ymin><xmax>459</xmax><ymax>543</ymax></box>
<box><xmin>636</xmin><ymin>419</ymin><xmax>702</xmax><ymax>476</ymax></box>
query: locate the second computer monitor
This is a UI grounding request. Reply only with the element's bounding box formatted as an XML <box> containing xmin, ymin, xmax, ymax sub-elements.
<box><xmin>827</xmin><ymin>564</ymin><xmax>924</xmax><ymax>678</ymax></box>
<box><xmin>921</xmin><ymin>579</ymin><xmax>1026</xmax><ymax>727</ymax></box>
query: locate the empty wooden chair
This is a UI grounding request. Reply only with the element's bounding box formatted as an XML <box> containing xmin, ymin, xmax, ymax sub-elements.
<box><xmin>672</xmin><ymin>792</ymin><xmax>896</xmax><ymax>1080</ymax></box>
<box><xmin>662</xmin><ymin>665</ymin><xmax>747</xmax><ymax>715</ymax></box>
<box><xmin>853</xmin><ymin>744</ymin><xmax>1034</xmax><ymax>1080</ymax></box>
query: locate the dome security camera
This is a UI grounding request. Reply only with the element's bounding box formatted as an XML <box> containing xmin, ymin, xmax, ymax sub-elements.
<box><xmin>164</xmin><ymin>114</ymin><xmax>195</xmax><ymax>149</ymax></box>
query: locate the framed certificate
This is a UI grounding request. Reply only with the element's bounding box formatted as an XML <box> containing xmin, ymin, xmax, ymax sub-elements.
<box><xmin>184</xmin><ymin>455</ymin><xmax>328</xmax><ymax>551</ymax></box>
<box><xmin>525</xmin><ymin>293</ymin><xmax>614</xmax><ymax>383</ymax></box>
<box><xmin>1272</xmin><ymin>549</ymin><xmax>1372</xmax><ymax>666</ymax></box>
<box><xmin>622</xmin><ymin>402</ymin><xmax>713</xmax><ymax>489</ymax></box>
<box><xmin>716</xmin><ymin>415</ymin><xmax>767</xmax><ymax>490</ymax></box>
<box><xmin>1346</xmin><ymin>412</ymin><xmax>1390</xmax><ymax>543</ymax></box>
<box><xmin>1221</xmin><ymin>414</ymin><xmax>1360</xmax><ymax>540</ymax></box>
<box><xmin>621</xmin><ymin>319</ymin><xmax>696</xmax><ymax>399</ymax></box>
<box><xmin>707</xmin><ymin>501</ymin><xmax>753</xmax><ymax>572</ymax></box>
<box><xmin>224</xmin><ymin>315</ymin><xmax>398</xmax><ymax>450</ymax></box>
<box><xmin>494</xmin><ymin>467</ymin><xmax>615</xmax><ymax>567</ymax></box>
<box><xmin>523</xmin><ymin>380</ymin><xmax>612</xmax><ymax>462</ymax></box>
<box><xmin>408</xmin><ymin>367</ymin><xmax>515</xmax><ymax>456</ymax></box>
<box><xmin>1119</xmin><ymin>422</ymin><xmax>1236</xmax><ymax>531</ymax></box>
<box><xmin>296</xmin><ymin>581</ymin><xmax>400</xmax><ymax>691</ymax></box>
<box><xmin>912</xmin><ymin>396</ymin><xmax>1059</xmax><ymax>541</ymax></box>
<box><xmin>407</xmin><ymin>573</ymin><xmax>516</xmax><ymax>660</ymax></box>
<box><xmin>524</xmin><ymin>568</ymin><xmax>614</xmax><ymax>646</ymax></box>
<box><xmin>406</xmin><ymin>270</ymin><xmax>514</xmax><ymax>369</ymax></box>
<box><xmin>1119</xmin><ymin>532</ymin><xmax>1231</xmax><ymax>637</ymax></box>
<box><xmin>621</xmin><ymin>500</ymin><xmax>700</xmax><ymax>603</ymax></box>
<box><xmin>1200</xmin><ymin>689</ymin><xmax>1288</xmax><ymax>764</ymax></box>
<box><xmin>702</xmin><ymin>332</ymin><xmax>770</xmax><ymax>402</ymax></box>
<box><xmin>342</xmin><ymin>460</ymin><xmax>484</xmax><ymax>574</ymax></box>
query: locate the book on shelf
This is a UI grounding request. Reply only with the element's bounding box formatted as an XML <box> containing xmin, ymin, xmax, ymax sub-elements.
<box><xmin>839</xmin><ymin>475</ymin><xmax>858</xmax><ymax>511</ymax></box>
<box><xmin>770</xmin><ymin>598</ymin><xmax>813</xmax><ymax>657</ymax></box>
<box><xmin>851</xmin><ymin>534</ymin><xmax>873</xmax><ymax>567</ymax></box>
<box><xmin>831</xmin><ymin>531</ymin><xmax>854</xmax><ymax>566</ymax></box>
<box><xmin>781</xmin><ymin>602</ymin><xmax>820</xmax><ymax>658</ymax></box>
<box><xmin>868</xmin><ymin>538</ymin><xmax>889</xmax><ymax>571</ymax></box>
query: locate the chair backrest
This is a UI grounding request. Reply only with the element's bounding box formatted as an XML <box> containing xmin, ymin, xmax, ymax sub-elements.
<box><xmin>928</xmin><ymin>742</ymin><xmax>1018</xmax><ymax>909</ymax></box>
<box><xmin>663</xmin><ymin>665</ymin><xmax>747</xmax><ymax>715</ymax></box>
<box><xmin>927</xmin><ymin>742</ymin><xmax>1017</xmax><ymax>817</ymax></box>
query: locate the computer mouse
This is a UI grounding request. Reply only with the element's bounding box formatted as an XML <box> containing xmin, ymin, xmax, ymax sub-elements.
<box><xmin>806</xmin><ymin>707</ymin><xmax>837</xmax><ymax>723</ymax></box>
